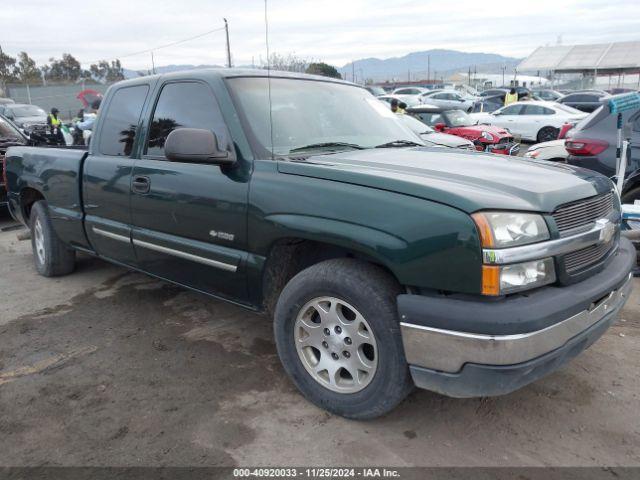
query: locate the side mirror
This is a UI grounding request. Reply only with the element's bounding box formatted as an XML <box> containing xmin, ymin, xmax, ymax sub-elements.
<box><xmin>164</xmin><ymin>128</ymin><xmax>235</xmax><ymax>165</ymax></box>
<box><xmin>434</xmin><ymin>123</ymin><xmax>446</xmax><ymax>132</ymax></box>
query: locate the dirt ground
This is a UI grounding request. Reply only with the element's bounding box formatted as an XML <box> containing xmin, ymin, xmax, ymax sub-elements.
<box><xmin>1</xmin><ymin>213</ymin><xmax>639</xmax><ymax>467</ymax></box>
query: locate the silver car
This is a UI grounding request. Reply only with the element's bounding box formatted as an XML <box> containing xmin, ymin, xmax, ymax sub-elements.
<box><xmin>420</xmin><ymin>90</ymin><xmax>474</xmax><ymax>112</ymax></box>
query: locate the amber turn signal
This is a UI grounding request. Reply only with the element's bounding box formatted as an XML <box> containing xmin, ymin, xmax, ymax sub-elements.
<box><xmin>471</xmin><ymin>212</ymin><xmax>494</xmax><ymax>248</ymax></box>
<box><xmin>481</xmin><ymin>265</ymin><xmax>500</xmax><ymax>296</ymax></box>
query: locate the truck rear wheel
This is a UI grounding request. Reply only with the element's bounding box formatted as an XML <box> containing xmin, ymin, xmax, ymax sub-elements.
<box><xmin>29</xmin><ymin>201</ymin><xmax>76</xmax><ymax>277</ymax></box>
<box><xmin>274</xmin><ymin>258</ymin><xmax>413</xmax><ymax>419</ymax></box>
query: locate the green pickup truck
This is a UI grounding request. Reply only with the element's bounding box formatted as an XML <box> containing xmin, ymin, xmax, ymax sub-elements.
<box><xmin>4</xmin><ymin>70</ymin><xmax>634</xmax><ymax>419</ymax></box>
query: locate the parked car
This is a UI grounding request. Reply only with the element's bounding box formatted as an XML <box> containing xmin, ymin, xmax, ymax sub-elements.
<box><xmin>365</xmin><ymin>85</ymin><xmax>386</xmax><ymax>97</ymax></box>
<box><xmin>480</xmin><ymin>88</ymin><xmax>509</xmax><ymax>98</ymax></box>
<box><xmin>480</xmin><ymin>86</ymin><xmax>533</xmax><ymax>100</ymax></box>
<box><xmin>565</xmin><ymin>94</ymin><xmax>640</xmax><ymax>202</ymax></box>
<box><xmin>0</xmin><ymin>103</ymin><xmax>48</xmax><ymax>132</ymax></box>
<box><xmin>0</xmin><ymin>114</ymin><xmax>29</xmax><ymax>208</ymax></box>
<box><xmin>558</xmin><ymin>91</ymin><xmax>609</xmax><ymax>113</ymax></box>
<box><xmin>392</xmin><ymin>86</ymin><xmax>429</xmax><ymax>96</ymax></box>
<box><xmin>395</xmin><ymin>113</ymin><xmax>475</xmax><ymax>150</ymax></box>
<box><xmin>5</xmin><ymin>69</ymin><xmax>633</xmax><ymax>419</ymax></box>
<box><xmin>378</xmin><ymin>94</ymin><xmax>422</xmax><ymax>108</ymax></box>
<box><xmin>471</xmin><ymin>101</ymin><xmax>587</xmax><ymax>142</ymax></box>
<box><xmin>531</xmin><ymin>89</ymin><xmax>563</xmax><ymax>101</ymax></box>
<box><xmin>471</xmin><ymin>94</ymin><xmax>504</xmax><ymax>113</ymax></box>
<box><xmin>419</xmin><ymin>90</ymin><xmax>474</xmax><ymax>112</ymax></box>
<box><xmin>0</xmin><ymin>98</ymin><xmax>15</xmax><ymax>106</ymax></box>
<box><xmin>524</xmin><ymin>139</ymin><xmax>568</xmax><ymax>162</ymax></box>
<box><xmin>407</xmin><ymin>105</ymin><xmax>518</xmax><ymax>154</ymax></box>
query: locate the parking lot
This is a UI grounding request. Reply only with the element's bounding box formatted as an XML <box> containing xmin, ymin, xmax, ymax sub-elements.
<box><xmin>1</xmin><ymin>214</ymin><xmax>639</xmax><ymax>467</ymax></box>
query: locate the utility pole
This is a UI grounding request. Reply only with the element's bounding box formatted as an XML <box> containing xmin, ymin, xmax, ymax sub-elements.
<box><xmin>427</xmin><ymin>55</ymin><xmax>430</xmax><ymax>83</ymax></box>
<box><xmin>407</xmin><ymin>69</ymin><xmax>410</xmax><ymax>82</ymax></box>
<box><xmin>224</xmin><ymin>18</ymin><xmax>232</xmax><ymax>68</ymax></box>
<box><xmin>352</xmin><ymin>61</ymin><xmax>356</xmax><ymax>83</ymax></box>
<box><xmin>151</xmin><ymin>51</ymin><xmax>156</xmax><ymax>74</ymax></box>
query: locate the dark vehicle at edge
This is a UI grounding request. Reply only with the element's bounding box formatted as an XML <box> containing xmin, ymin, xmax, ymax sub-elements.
<box><xmin>566</xmin><ymin>95</ymin><xmax>640</xmax><ymax>202</ymax></box>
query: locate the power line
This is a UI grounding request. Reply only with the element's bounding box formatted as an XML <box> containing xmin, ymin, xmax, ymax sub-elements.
<box><xmin>82</xmin><ymin>26</ymin><xmax>227</xmax><ymax>65</ymax></box>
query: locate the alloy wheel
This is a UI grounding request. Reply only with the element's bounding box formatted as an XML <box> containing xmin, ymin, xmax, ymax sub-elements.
<box><xmin>34</xmin><ymin>219</ymin><xmax>46</xmax><ymax>265</ymax></box>
<box><xmin>294</xmin><ymin>296</ymin><xmax>378</xmax><ymax>393</ymax></box>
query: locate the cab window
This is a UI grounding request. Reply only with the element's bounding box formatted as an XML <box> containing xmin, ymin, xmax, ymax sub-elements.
<box><xmin>98</xmin><ymin>85</ymin><xmax>149</xmax><ymax>157</ymax></box>
<box><xmin>146</xmin><ymin>81</ymin><xmax>228</xmax><ymax>158</ymax></box>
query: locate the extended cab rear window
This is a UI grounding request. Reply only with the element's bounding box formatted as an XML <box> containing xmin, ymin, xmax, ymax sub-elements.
<box><xmin>98</xmin><ymin>85</ymin><xmax>149</xmax><ymax>156</ymax></box>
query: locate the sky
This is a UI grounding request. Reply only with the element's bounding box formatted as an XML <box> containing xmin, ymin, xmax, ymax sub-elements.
<box><xmin>1</xmin><ymin>0</ymin><xmax>639</xmax><ymax>71</ymax></box>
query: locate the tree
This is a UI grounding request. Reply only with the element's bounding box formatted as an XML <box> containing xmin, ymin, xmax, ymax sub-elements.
<box><xmin>262</xmin><ymin>53</ymin><xmax>309</xmax><ymax>73</ymax></box>
<box><xmin>0</xmin><ymin>46</ymin><xmax>17</xmax><ymax>85</ymax></box>
<box><xmin>14</xmin><ymin>52</ymin><xmax>41</xmax><ymax>84</ymax></box>
<box><xmin>44</xmin><ymin>53</ymin><xmax>82</xmax><ymax>82</ymax></box>
<box><xmin>305</xmin><ymin>62</ymin><xmax>341</xmax><ymax>79</ymax></box>
<box><xmin>90</xmin><ymin>59</ymin><xmax>125</xmax><ymax>83</ymax></box>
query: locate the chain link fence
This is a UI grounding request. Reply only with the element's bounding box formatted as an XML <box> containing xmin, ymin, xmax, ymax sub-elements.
<box><xmin>3</xmin><ymin>82</ymin><xmax>113</xmax><ymax>120</ymax></box>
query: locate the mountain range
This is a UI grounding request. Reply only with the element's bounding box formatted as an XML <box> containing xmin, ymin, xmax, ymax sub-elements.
<box><xmin>339</xmin><ymin>49</ymin><xmax>521</xmax><ymax>82</ymax></box>
<box><xmin>122</xmin><ymin>49</ymin><xmax>521</xmax><ymax>81</ymax></box>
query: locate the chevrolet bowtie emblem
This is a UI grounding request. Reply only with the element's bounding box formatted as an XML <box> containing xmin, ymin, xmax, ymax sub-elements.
<box><xmin>596</xmin><ymin>218</ymin><xmax>615</xmax><ymax>243</ymax></box>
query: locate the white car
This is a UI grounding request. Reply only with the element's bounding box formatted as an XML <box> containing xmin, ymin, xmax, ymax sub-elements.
<box><xmin>392</xmin><ymin>87</ymin><xmax>430</xmax><ymax>96</ymax></box>
<box><xmin>419</xmin><ymin>90</ymin><xmax>474</xmax><ymax>112</ymax></box>
<box><xmin>378</xmin><ymin>94</ymin><xmax>422</xmax><ymax>108</ymax></box>
<box><xmin>469</xmin><ymin>101</ymin><xmax>587</xmax><ymax>143</ymax></box>
<box><xmin>524</xmin><ymin>139</ymin><xmax>568</xmax><ymax>162</ymax></box>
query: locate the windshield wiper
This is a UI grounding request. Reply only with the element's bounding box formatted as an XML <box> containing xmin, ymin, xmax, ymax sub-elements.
<box><xmin>375</xmin><ymin>139</ymin><xmax>422</xmax><ymax>148</ymax></box>
<box><xmin>288</xmin><ymin>142</ymin><xmax>365</xmax><ymax>154</ymax></box>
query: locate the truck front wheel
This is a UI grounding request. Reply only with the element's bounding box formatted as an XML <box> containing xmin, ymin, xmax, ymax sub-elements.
<box><xmin>274</xmin><ymin>258</ymin><xmax>413</xmax><ymax>419</ymax></box>
<box><xmin>29</xmin><ymin>201</ymin><xmax>76</xmax><ymax>277</ymax></box>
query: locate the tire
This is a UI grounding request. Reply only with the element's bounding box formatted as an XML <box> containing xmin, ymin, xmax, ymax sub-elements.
<box><xmin>274</xmin><ymin>258</ymin><xmax>413</xmax><ymax>419</ymax></box>
<box><xmin>537</xmin><ymin>126</ymin><xmax>559</xmax><ymax>143</ymax></box>
<box><xmin>622</xmin><ymin>186</ymin><xmax>640</xmax><ymax>204</ymax></box>
<box><xmin>29</xmin><ymin>201</ymin><xmax>76</xmax><ymax>277</ymax></box>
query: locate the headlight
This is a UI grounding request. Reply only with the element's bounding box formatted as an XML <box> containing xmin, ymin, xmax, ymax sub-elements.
<box><xmin>481</xmin><ymin>131</ymin><xmax>494</xmax><ymax>141</ymax></box>
<box><xmin>472</xmin><ymin>211</ymin><xmax>550</xmax><ymax>248</ymax></box>
<box><xmin>483</xmin><ymin>258</ymin><xmax>556</xmax><ymax>295</ymax></box>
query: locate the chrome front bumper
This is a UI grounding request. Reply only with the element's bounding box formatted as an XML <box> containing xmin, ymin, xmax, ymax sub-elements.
<box><xmin>401</xmin><ymin>272</ymin><xmax>632</xmax><ymax>374</ymax></box>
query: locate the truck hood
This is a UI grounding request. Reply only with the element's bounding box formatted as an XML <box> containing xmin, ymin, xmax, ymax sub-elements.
<box><xmin>278</xmin><ymin>147</ymin><xmax>613</xmax><ymax>213</ymax></box>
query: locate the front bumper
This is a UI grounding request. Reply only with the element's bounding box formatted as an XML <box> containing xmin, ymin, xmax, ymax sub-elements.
<box><xmin>478</xmin><ymin>141</ymin><xmax>519</xmax><ymax>156</ymax></box>
<box><xmin>399</xmin><ymin>237</ymin><xmax>635</xmax><ymax>397</ymax></box>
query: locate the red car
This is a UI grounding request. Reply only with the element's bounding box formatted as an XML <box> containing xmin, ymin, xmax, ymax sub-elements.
<box><xmin>406</xmin><ymin>106</ymin><xmax>519</xmax><ymax>155</ymax></box>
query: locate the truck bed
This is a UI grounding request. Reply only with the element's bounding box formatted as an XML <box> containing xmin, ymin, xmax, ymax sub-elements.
<box><xmin>5</xmin><ymin>146</ymin><xmax>89</xmax><ymax>248</ymax></box>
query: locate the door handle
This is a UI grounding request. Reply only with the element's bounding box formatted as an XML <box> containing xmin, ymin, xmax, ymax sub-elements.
<box><xmin>132</xmin><ymin>176</ymin><xmax>150</xmax><ymax>194</ymax></box>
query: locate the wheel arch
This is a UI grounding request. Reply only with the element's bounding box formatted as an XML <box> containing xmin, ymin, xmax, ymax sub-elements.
<box><xmin>259</xmin><ymin>234</ymin><xmax>402</xmax><ymax>316</ymax></box>
<box><xmin>19</xmin><ymin>186</ymin><xmax>46</xmax><ymax>224</ymax></box>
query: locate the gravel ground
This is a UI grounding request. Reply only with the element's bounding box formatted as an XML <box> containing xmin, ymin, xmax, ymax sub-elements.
<box><xmin>0</xmin><ymin>213</ymin><xmax>639</xmax><ymax>467</ymax></box>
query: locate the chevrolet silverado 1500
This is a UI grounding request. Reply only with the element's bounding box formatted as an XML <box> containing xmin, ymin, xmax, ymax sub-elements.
<box><xmin>4</xmin><ymin>70</ymin><xmax>634</xmax><ymax>419</ymax></box>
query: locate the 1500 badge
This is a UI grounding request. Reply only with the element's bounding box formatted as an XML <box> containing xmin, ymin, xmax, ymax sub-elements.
<box><xmin>210</xmin><ymin>230</ymin><xmax>235</xmax><ymax>241</ymax></box>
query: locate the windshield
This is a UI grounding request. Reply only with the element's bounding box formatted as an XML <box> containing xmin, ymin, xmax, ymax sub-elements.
<box><xmin>228</xmin><ymin>77</ymin><xmax>421</xmax><ymax>156</ymax></box>
<box><xmin>0</xmin><ymin>116</ymin><xmax>23</xmax><ymax>139</ymax></box>
<box><xmin>443</xmin><ymin>110</ymin><xmax>473</xmax><ymax>127</ymax></box>
<box><xmin>11</xmin><ymin>105</ymin><xmax>46</xmax><ymax>118</ymax></box>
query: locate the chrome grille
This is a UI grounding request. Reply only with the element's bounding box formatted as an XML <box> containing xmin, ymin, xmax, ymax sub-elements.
<box><xmin>564</xmin><ymin>242</ymin><xmax>614</xmax><ymax>273</ymax></box>
<box><xmin>552</xmin><ymin>192</ymin><xmax>615</xmax><ymax>236</ymax></box>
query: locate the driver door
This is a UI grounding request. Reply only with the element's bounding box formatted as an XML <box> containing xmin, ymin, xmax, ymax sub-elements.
<box><xmin>130</xmin><ymin>80</ymin><xmax>251</xmax><ymax>301</ymax></box>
